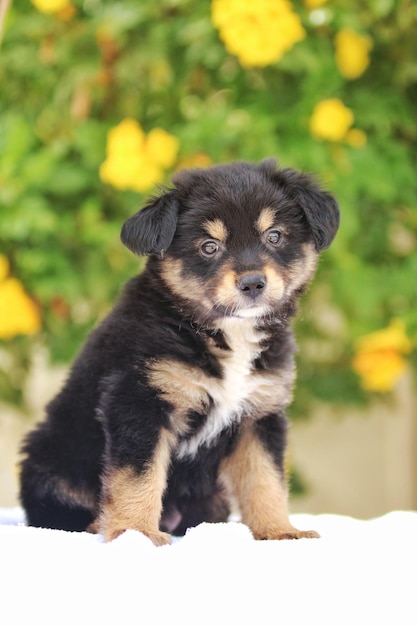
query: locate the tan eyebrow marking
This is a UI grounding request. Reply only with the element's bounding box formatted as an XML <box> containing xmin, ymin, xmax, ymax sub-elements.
<box><xmin>203</xmin><ymin>218</ymin><xmax>228</xmax><ymax>242</ymax></box>
<box><xmin>256</xmin><ymin>207</ymin><xmax>276</xmax><ymax>234</ymax></box>
<box><xmin>256</xmin><ymin>207</ymin><xmax>275</xmax><ymax>234</ymax></box>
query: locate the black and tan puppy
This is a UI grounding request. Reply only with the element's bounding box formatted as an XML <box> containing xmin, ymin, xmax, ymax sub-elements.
<box><xmin>20</xmin><ymin>158</ymin><xmax>339</xmax><ymax>545</ymax></box>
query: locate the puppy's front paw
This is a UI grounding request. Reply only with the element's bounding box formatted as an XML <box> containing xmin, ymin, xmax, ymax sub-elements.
<box><xmin>141</xmin><ymin>530</ymin><xmax>172</xmax><ymax>546</ymax></box>
<box><xmin>104</xmin><ymin>526</ymin><xmax>172</xmax><ymax>546</ymax></box>
<box><xmin>86</xmin><ymin>518</ymin><xmax>100</xmax><ymax>534</ymax></box>
<box><xmin>252</xmin><ymin>528</ymin><xmax>320</xmax><ymax>540</ymax></box>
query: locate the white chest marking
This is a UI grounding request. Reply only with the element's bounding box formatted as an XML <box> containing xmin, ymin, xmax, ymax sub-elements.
<box><xmin>176</xmin><ymin>318</ymin><xmax>269</xmax><ymax>459</ymax></box>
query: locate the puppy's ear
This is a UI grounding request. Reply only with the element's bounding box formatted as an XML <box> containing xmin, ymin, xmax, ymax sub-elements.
<box><xmin>294</xmin><ymin>175</ymin><xmax>339</xmax><ymax>251</ymax></box>
<box><xmin>263</xmin><ymin>161</ymin><xmax>340</xmax><ymax>251</ymax></box>
<box><xmin>120</xmin><ymin>191</ymin><xmax>179</xmax><ymax>257</ymax></box>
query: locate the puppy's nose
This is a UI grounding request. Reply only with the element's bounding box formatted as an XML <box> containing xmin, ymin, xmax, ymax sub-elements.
<box><xmin>238</xmin><ymin>274</ymin><xmax>266</xmax><ymax>299</ymax></box>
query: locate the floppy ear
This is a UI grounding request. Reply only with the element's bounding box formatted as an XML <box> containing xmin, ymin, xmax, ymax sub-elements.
<box><xmin>295</xmin><ymin>178</ymin><xmax>340</xmax><ymax>251</ymax></box>
<box><xmin>259</xmin><ymin>160</ymin><xmax>340</xmax><ymax>251</ymax></box>
<box><xmin>120</xmin><ymin>191</ymin><xmax>180</xmax><ymax>257</ymax></box>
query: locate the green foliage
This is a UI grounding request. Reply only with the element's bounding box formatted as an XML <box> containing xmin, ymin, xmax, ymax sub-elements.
<box><xmin>0</xmin><ymin>0</ymin><xmax>416</xmax><ymax>411</ymax></box>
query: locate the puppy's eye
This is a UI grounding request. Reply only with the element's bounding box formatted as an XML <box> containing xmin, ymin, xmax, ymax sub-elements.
<box><xmin>200</xmin><ymin>240</ymin><xmax>219</xmax><ymax>257</ymax></box>
<box><xmin>266</xmin><ymin>230</ymin><xmax>283</xmax><ymax>246</ymax></box>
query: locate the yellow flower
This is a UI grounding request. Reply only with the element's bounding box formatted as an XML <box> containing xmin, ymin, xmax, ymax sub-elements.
<box><xmin>304</xmin><ymin>0</ymin><xmax>328</xmax><ymax>8</ymax></box>
<box><xmin>145</xmin><ymin>128</ymin><xmax>180</xmax><ymax>170</ymax></box>
<box><xmin>31</xmin><ymin>0</ymin><xmax>72</xmax><ymax>14</ymax></box>
<box><xmin>353</xmin><ymin>350</ymin><xmax>407</xmax><ymax>392</ymax></box>
<box><xmin>354</xmin><ymin>320</ymin><xmax>412</xmax><ymax>355</ymax></box>
<box><xmin>335</xmin><ymin>28</ymin><xmax>372</xmax><ymax>80</ymax></box>
<box><xmin>100</xmin><ymin>119</ymin><xmax>179</xmax><ymax>193</ymax></box>
<box><xmin>345</xmin><ymin>128</ymin><xmax>367</xmax><ymax>148</ymax></box>
<box><xmin>211</xmin><ymin>0</ymin><xmax>306</xmax><ymax>68</ymax></box>
<box><xmin>100</xmin><ymin>153</ymin><xmax>163</xmax><ymax>193</ymax></box>
<box><xmin>309</xmin><ymin>98</ymin><xmax>354</xmax><ymax>142</ymax></box>
<box><xmin>0</xmin><ymin>257</ymin><xmax>41</xmax><ymax>340</ymax></box>
<box><xmin>106</xmin><ymin>118</ymin><xmax>145</xmax><ymax>157</ymax></box>
<box><xmin>352</xmin><ymin>320</ymin><xmax>412</xmax><ymax>392</ymax></box>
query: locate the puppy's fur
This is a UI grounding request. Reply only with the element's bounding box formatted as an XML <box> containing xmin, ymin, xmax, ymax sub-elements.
<box><xmin>19</xmin><ymin>158</ymin><xmax>339</xmax><ymax>545</ymax></box>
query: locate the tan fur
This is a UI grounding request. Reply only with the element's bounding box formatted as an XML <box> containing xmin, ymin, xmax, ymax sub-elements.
<box><xmin>263</xmin><ymin>264</ymin><xmax>285</xmax><ymax>301</ymax></box>
<box><xmin>161</xmin><ymin>258</ymin><xmax>210</xmax><ymax>308</ymax></box>
<box><xmin>203</xmin><ymin>218</ymin><xmax>228</xmax><ymax>242</ymax></box>
<box><xmin>245</xmin><ymin>369</ymin><xmax>294</xmax><ymax>415</ymax></box>
<box><xmin>99</xmin><ymin>429</ymin><xmax>174</xmax><ymax>545</ymax></box>
<box><xmin>213</xmin><ymin>265</ymin><xmax>238</xmax><ymax>308</ymax></box>
<box><xmin>220</xmin><ymin>425</ymin><xmax>319</xmax><ymax>540</ymax></box>
<box><xmin>287</xmin><ymin>243</ymin><xmax>318</xmax><ymax>293</ymax></box>
<box><xmin>256</xmin><ymin>207</ymin><xmax>276</xmax><ymax>234</ymax></box>
<box><xmin>148</xmin><ymin>359</ymin><xmax>210</xmax><ymax>436</ymax></box>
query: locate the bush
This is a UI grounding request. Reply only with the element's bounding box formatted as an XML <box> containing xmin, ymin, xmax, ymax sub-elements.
<box><xmin>1</xmin><ymin>0</ymin><xmax>416</xmax><ymax>409</ymax></box>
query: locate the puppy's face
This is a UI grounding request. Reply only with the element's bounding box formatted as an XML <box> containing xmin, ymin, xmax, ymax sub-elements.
<box><xmin>121</xmin><ymin>159</ymin><xmax>339</xmax><ymax>325</ymax></box>
<box><xmin>162</xmin><ymin>199</ymin><xmax>317</xmax><ymax>324</ymax></box>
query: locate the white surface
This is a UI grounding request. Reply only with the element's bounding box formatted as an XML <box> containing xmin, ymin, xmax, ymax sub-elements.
<box><xmin>1</xmin><ymin>509</ymin><xmax>416</xmax><ymax>625</ymax></box>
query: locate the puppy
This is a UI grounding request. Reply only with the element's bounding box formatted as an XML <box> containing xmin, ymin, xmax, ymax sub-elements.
<box><xmin>19</xmin><ymin>158</ymin><xmax>339</xmax><ymax>545</ymax></box>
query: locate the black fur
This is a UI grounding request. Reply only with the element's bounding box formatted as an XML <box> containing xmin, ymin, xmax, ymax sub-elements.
<box><xmin>19</xmin><ymin>159</ymin><xmax>339</xmax><ymax>543</ymax></box>
<box><xmin>120</xmin><ymin>192</ymin><xmax>180</xmax><ymax>257</ymax></box>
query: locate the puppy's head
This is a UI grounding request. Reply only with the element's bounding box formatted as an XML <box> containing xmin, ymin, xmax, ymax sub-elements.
<box><xmin>121</xmin><ymin>159</ymin><xmax>339</xmax><ymax>324</ymax></box>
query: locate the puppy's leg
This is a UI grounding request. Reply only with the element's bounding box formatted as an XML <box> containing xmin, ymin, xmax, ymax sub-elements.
<box><xmin>220</xmin><ymin>417</ymin><xmax>319</xmax><ymax>540</ymax></box>
<box><xmin>100</xmin><ymin>427</ymin><xmax>173</xmax><ymax>545</ymax></box>
<box><xmin>19</xmin><ymin>425</ymin><xmax>99</xmax><ymax>532</ymax></box>
<box><xmin>98</xmin><ymin>370</ymin><xmax>176</xmax><ymax>544</ymax></box>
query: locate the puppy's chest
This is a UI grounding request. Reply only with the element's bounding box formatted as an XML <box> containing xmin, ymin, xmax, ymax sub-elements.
<box><xmin>175</xmin><ymin>321</ymin><xmax>281</xmax><ymax>458</ymax></box>
<box><xmin>209</xmin><ymin>322</ymin><xmax>266</xmax><ymax>414</ymax></box>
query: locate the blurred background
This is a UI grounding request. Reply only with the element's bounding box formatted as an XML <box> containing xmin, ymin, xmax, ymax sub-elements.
<box><xmin>0</xmin><ymin>0</ymin><xmax>416</xmax><ymax>517</ymax></box>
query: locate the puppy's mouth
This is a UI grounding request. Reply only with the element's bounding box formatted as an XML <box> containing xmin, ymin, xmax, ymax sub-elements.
<box><xmin>223</xmin><ymin>300</ymin><xmax>271</xmax><ymax>319</ymax></box>
<box><xmin>212</xmin><ymin>298</ymin><xmax>273</xmax><ymax>321</ymax></box>
<box><xmin>233</xmin><ymin>305</ymin><xmax>271</xmax><ymax>319</ymax></box>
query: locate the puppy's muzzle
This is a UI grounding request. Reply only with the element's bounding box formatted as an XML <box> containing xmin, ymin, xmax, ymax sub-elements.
<box><xmin>238</xmin><ymin>273</ymin><xmax>266</xmax><ymax>300</ymax></box>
